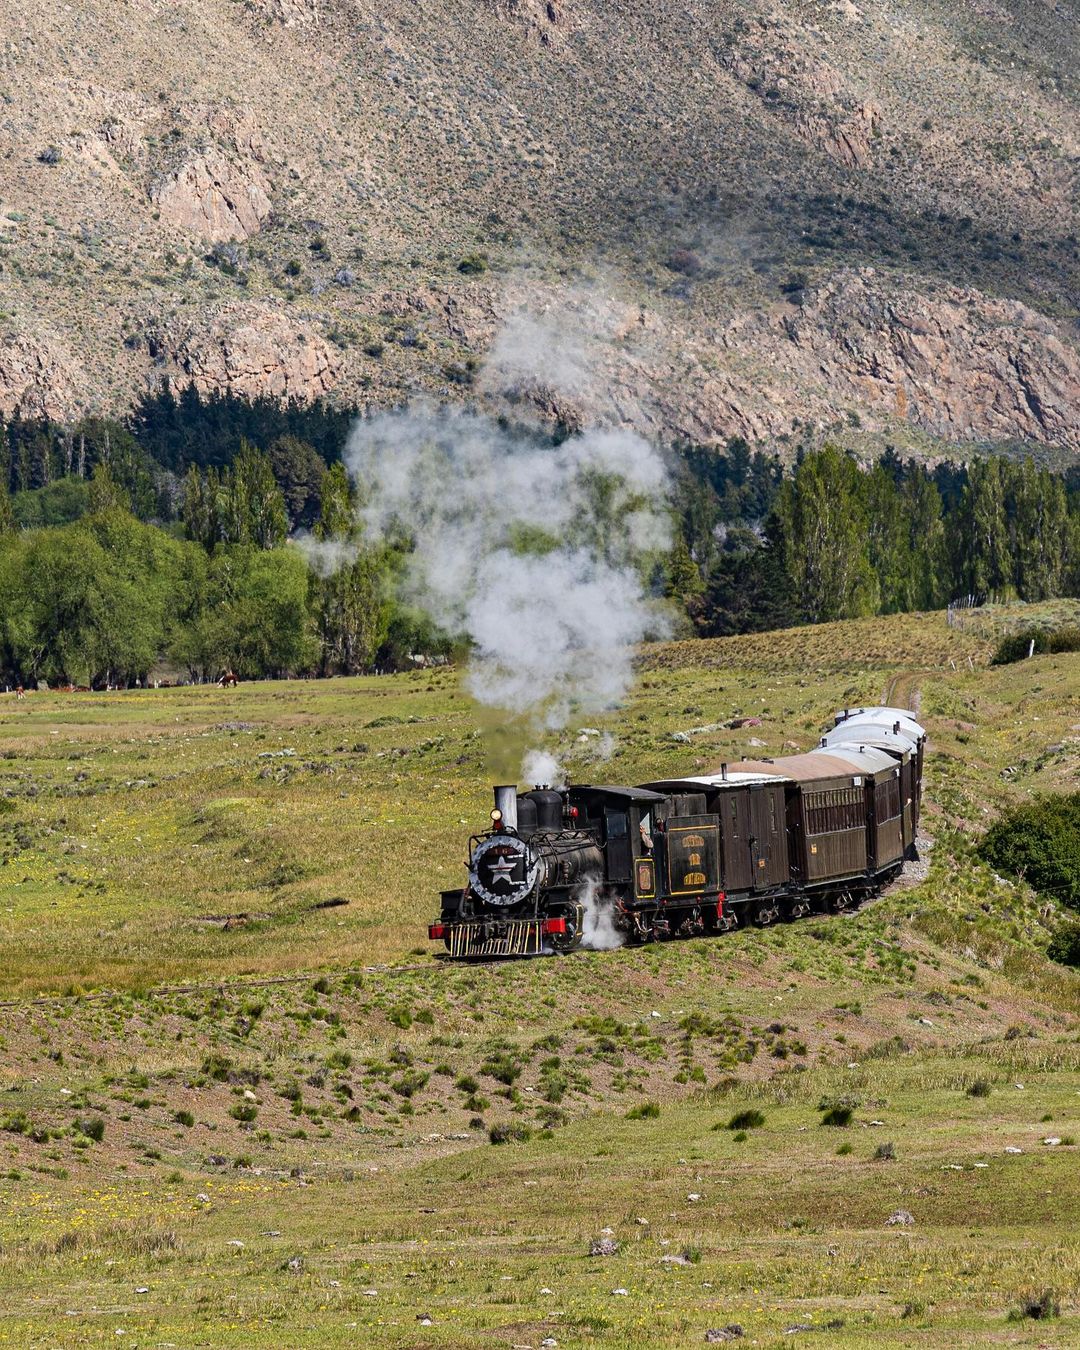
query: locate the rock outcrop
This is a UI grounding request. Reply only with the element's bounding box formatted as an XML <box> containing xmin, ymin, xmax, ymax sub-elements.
<box><xmin>151</xmin><ymin>149</ymin><xmax>272</xmax><ymax>243</ymax></box>
<box><xmin>723</xmin><ymin>15</ymin><xmax>881</xmax><ymax>168</ymax></box>
<box><xmin>783</xmin><ymin>271</ymin><xmax>1080</xmax><ymax>450</ymax></box>
<box><xmin>147</xmin><ymin>305</ymin><xmax>339</xmax><ymax>402</ymax></box>
<box><xmin>0</xmin><ymin>331</ymin><xmax>86</xmax><ymax>421</ymax></box>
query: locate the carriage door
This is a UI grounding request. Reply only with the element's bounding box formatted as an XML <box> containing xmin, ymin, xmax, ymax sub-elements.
<box><xmin>750</xmin><ymin>785</ymin><xmax>786</xmax><ymax>889</ymax></box>
<box><xmin>719</xmin><ymin>790</ymin><xmax>753</xmax><ymax>892</ymax></box>
<box><xmin>749</xmin><ymin>789</ymin><xmax>770</xmax><ymax>890</ymax></box>
<box><xmin>604</xmin><ymin>807</ymin><xmax>632</xmax><ymax>884</ymax></box>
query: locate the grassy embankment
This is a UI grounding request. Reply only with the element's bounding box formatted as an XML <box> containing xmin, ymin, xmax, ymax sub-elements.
<box><xmin>0</xmin><ymin>601</ymin><xmax>1077</xmax><ymax>1346</ymax></box>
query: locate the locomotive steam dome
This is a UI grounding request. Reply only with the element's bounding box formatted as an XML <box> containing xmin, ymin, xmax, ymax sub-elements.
<box><xmin>469</xmin><ymin>833</ymin><xmax>539</xmax><ymax>906</ymax></box>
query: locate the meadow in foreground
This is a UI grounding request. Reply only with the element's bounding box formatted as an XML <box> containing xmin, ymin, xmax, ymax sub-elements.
<box><xmin>0</xmin><ymin>605</ymin><xmax>1076</xmax><ymax>1345</ymax></box>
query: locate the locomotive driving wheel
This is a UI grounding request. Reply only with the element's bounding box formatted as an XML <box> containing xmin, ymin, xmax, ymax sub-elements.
<box><xmin>549</xmin><ymin>902</ymin><xmax>583</xmax><ymax>954</ymax></box>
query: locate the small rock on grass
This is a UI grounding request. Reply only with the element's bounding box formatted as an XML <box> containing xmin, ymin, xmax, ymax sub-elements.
<box><xmin>1043</xmin><ymin>1136</ymin><xmax>1062</xmax><ymax>1146</ymax></box>
<box><xmin>590</xmin><ymin>1237</ymin><xmax>619</xmax><ymax>1256</ymax></box>
<box><xmin>886</xmin><ymin>1210</ymin><xmax>914</xmax><ymax>1226</ymax></box>
<box><xmin>705</xmin><ymin>1327</ymin><xmax>744</xmax><ymax>1343</ymax></box>
<box><xmin>611</xmin><ymin>1287</ymin><xmax>629</xmax><ymax>1296</ymax></box>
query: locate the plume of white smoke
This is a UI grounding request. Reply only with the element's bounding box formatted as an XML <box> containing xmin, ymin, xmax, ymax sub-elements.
<box><xmin>521</xmin><ymin>749</ymin><xmax>564</xmax><ymax>788</ymax></box>
<box><xmin>290</xmin><ymin>532</ymin><xmax>359</xmax><ymax>578</ymax></box>
<box><xmin>578</xmin><ymin>878</ymin><xmax>626</xmax><ymax>952</ymax></box>
<box><xmin>342</xmin><ymin>402</ymin><xmax>670</xmax><ymax>777</ymax></box>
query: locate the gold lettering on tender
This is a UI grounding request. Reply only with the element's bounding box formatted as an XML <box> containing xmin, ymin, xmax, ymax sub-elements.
<box><xmin>682</xmin><ymin>871</ymin><xmax>706</xmax><ymax>887</ymax></box>
<box><xmin>683</xmin><ymin>834</ymin><xmax>706</xmax><ymax>848</ymax></box>
<box><xmin>688</xmin><ymin>852</ymin><xmax>701</xmax><ymax>866</ymax></box>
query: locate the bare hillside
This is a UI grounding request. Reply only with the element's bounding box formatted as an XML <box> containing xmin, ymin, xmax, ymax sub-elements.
<box><xmin>0</xmin><ymin>0</ymin><xmax>1078</xmax><ymax>455</ymax></box>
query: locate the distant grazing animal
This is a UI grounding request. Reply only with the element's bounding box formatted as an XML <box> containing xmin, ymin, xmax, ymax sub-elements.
<box><xmin>219</xmin><ymin>670</ymin><xmax>239</xmax><ymax>688</ymax></box>
<box><xmin>431</xmin><ymin>706</ymin><xmax>926</xmax><ymax>959</ymax></box>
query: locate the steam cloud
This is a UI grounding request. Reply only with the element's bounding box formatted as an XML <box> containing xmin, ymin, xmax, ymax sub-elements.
<box><xmin>578</xmin><ymin>878</ymin><xmax>626</xmax><ymax>952</ymax></box>
<box><xmin>291</xmin><ymin>533</ymin><xmax>359</xmax><ymax>578</ymax></box>
<box><xmin>341</xmin><ymin>398</ymin><xmax>671</xmax><ymax>780</ymax></box>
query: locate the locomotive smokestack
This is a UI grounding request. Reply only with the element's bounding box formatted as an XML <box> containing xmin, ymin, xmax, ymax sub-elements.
<box><xmin>493</xmin><ymin>785</ymin><xmax>519</xmax><ymax>830</ymax></box>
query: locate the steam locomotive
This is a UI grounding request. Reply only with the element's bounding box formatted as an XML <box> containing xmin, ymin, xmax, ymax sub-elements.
<box><xmin>429</xmin><ymin>707</ymin><xmax>926</xmax><ymax>959</ymax></box>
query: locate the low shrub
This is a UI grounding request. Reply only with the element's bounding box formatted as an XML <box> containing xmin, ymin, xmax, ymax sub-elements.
<box><xmin>1008</xmin><ymin>1288</ymin><xmax>1060</xmax><ymax>1322</ymax></box>
<box><xmin>76</xmin><ymin>1117</ymin><xmax>105</xmax><ymax>1142</ymax></box>
<box><xmin>978</xmin><ymin>792</ymin><xmax>1080</xmax><ymax>909</ymax></box>
<box><xmin>726</xmin><ymin>1108</ymin><xmax>766</xmax><ymax>1130</ymax></box>
<box><xmin>967</xmin><ymin>1078</ymin><xmax>992</xmax><ymax>1098</ymax></box>
<box><xmin>624</xmin><ymin>1101</ymin><xmax>660</xmax><ymax>1120</ymax></box>
<box><xmin>992</xmin><ymin>627</ymin><xmax>1080</xmax><ymax>665</ymax></box>
<box><xmin>489</xmin><ymin>1122</ymin><xmax>532</xmax><ymax>1145</ymax></box>
<box><xmin>1048</xmin><ymin>920</ymin><xmax>1080</xmax><ymax>967</ymax></box>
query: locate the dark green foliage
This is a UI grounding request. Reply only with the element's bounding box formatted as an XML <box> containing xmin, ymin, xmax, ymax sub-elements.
<box><xmin>201</xmin><ymin>1053</ymin><xmax>234</xmax><ymax>1082</ymax></box>
<box><xmin>967</xmin><ymin>1079</ymin><xmax>992</xmax><ymax>1098</ymax></box>
<box><xmin>818</xmin><ymin>1096</ymin><xmax>859</xmax><ymax>1127</ymax></box>
<box><xmin>726</xmin><ymin>1108</ymin><xmax>766</xmax><ymax>1130</ymax></box>
<box><xmin>76</xmin><ymin>1116</ymin><xmax>105</xmax><ymax>1142</ymax></box>
<box><xmin>992</xmin><ymin>627</ymin><xmax>1080</xmax><ymax>665</ymax></box>
<box><xmin>174</xmin><ymin>1109</ymin><xmax>195</xmax><ymax>1128</ymax></box>
<box><xmin>229</xmin><ymin>1102</ymin><xmax>258</xmax><ymax>1122</ymax></box>
<box><xmin>12</xmin><ymin>477</ymin><xmax>90</xmax><ymax>528</ymax></box>
<box><xmin>1048</xmin><ymin>920</ymin><xmax>1080</xmax><ymax>968</ymax></box>
<box><xmin>979</xmin><ymin>793</ymin><xmax>1080</xmax><ymax>909</ymax></box>
<box><xmin>874</xmin><ymin>1141</ymin><xmax>897</xmax><ymax>1161</ymax></box>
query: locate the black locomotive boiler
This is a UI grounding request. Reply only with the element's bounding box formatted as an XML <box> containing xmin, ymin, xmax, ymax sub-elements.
<box><xmin>429</xmin><ymin>706</ymin><xmax>925</xmax><ymax>959</ymax></box>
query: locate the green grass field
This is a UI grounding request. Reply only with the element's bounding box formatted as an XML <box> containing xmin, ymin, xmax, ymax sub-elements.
<box><xmin>0</xmin><ymin>605</ymin><xmax>1077</xmax><ymax>1346</ymax></box>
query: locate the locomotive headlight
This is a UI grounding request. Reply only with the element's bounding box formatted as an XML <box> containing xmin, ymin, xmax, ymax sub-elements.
<box><xmin>490</xmin><ymin>808</ymin><xmax>503</xmax><ymax>823</ymax></box>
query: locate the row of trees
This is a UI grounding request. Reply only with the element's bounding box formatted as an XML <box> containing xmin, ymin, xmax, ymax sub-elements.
<box><xmin>671</xmin><ymin>444</ymin><xmax>1080</xmax><ymax>634</ymax></box>
<box><xmin>0</xmin><ymin>460</ymin><xmax>432</xmax><ymax>688</ymax></box>
<box><xmin>2</xmin><ymin>394</ymin><xmax>1079</xmax><ymax>681</ymax></box>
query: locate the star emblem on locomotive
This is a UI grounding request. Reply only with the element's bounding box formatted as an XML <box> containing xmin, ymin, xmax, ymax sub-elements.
<box><xmin>488</xmin><ymin>855</ymin><xmax>517</xmax><ymax>885</ymax></box>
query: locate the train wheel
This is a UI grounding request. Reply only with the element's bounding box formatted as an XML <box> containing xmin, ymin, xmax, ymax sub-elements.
<box><xmin>549</xmin><ymin>903</ymin><xmax>583</xmax><ymax>954</ymax></box>
<box><xmin>754</xmin><ymin>901</ymin><xmax>779</xmax><ymax>927</ymax></box>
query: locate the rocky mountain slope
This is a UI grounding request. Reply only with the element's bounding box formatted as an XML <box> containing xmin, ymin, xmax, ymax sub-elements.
<box><xmin>0</xmin><ymin>0</ymin><xmax>1077</xmax><ymax>457</ymax></box>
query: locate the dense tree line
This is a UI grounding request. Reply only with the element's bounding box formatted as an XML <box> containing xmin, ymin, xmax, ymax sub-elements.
<box><xmin>1</xmin><ymin>393</ymin><xmax>1079</xmax><ymax>684</ymax></box>
<box><xmin>0</xmin><ymin>450</ymin><xmax>429</xmax><ymax>688</ymax></box>
<box><xmin>669</xmin><ymin>443</ymin><xmax>1080</xmax><ymax>634</ymax></box>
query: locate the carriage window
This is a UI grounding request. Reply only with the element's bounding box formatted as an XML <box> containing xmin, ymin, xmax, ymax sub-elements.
<box><xmin>768</xmin><ymin>794</ymin><xmax>777</xmax><ymax>834</ymax></box>
<box><xmin>730</xmin><ymin>799</ymin><xmax>739</xmax><ymax>837</ymax></box>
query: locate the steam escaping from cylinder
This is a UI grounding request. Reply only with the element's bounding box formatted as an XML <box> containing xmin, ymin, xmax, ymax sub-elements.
<box><xmin>578</xmin><ymin>878</ymin><xmax>626</xmax><ymax>952</ymax></box>
<box><xmin>342</xmin><ymin>402</ymin><xmax>671</xmax><ymax>778</ymax></box>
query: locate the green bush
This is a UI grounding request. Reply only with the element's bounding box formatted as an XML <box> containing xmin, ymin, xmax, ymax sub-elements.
<box><xmin>1048</xmin><ymin>920</ymin><xmax>1080</xmax><ymax>967</ymax></box>
<box><xmin>76</xmin><ymin>1116</ymin><xmax>105</xmax><ymax>1142</ymax></box>
<box><xmin>726</xmin><ymin>1108</ymin><xmax>766</xmax><ymax>1130</ymax></box>
<box><xmin>979</xmin><ymin>792</ymin><xmax>1080</xmax><ymax>909</ymax></box>
<box><xmin>992</xmin><ymin>627</ymin><xmax>1080</xmax><ymax>665</ymax></box>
